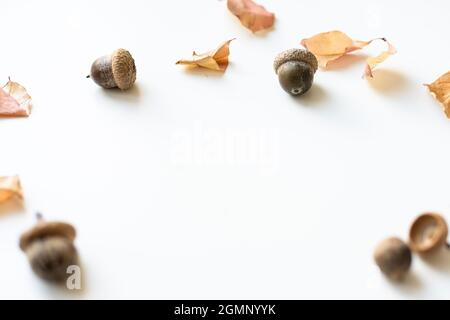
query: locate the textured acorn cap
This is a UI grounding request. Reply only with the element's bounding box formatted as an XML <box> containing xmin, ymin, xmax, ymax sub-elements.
<box><xmin>274</xmin><ymin>49</ymin><xmax>318</xmax><ymax>74</ymax></box>
<box><xmin>20</xmin><ymin>221</ymin><xmax>76</xmax><ymax>251</ymax></box>
<box><xmin>409</xmin><ymin>213</ymin><xmax>448</xmax><ymax>254</ymax></box>
<box><xmin>111</xmin><ymin>49</ymin><xmax>136</xmax><ymax>90</ymax></box>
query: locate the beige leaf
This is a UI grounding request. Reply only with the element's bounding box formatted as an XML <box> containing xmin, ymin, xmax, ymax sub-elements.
<box><xmin>425</xmin><ymin>71</ymin><xmax>450</xmax><ymax>118</ymax></box>
<box><xmin>301</xmin><ymin>31</ymin><xmax>371</xmax><ymax>68</ymax></box>
<box><xmin>301</xmin><ymin>31</ymin><xmax>396</xmax><ymax>76</ymax></box>
<box><xmin>176</xmin><ymin>39</ymin><xmax>235</xmax><ymax>72</ymax></box>
<box><xmin>227</xmin><ymin>0</ymin><xmax>275</xmax><ymax>33</ymax></box>
<box><xmin>0</xmin><ymin>176</ymin><xmax>23</xmax><ymax>203</ymax></box>
<box><xmin>364</xmin><ymin>40</ymin><xmax>397</xmax><ymax>78</ymax></box>
<box><xmin>0</xmin><ymin>79</ymin><xmax>32</xmax><ymax>117</ymax></box>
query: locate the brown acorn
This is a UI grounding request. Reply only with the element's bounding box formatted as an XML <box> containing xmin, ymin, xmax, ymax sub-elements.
<box><xmin>409</xmin><ymin>213</ymin><xmax>448</xmax><ymax>254</ymax></box>
<box><xmin>374</xmin><ymin>237</ymin><xmax>412</xmax><ymax>280</ymax></box>
<box><xmin>87</xmin><ymin>48</ymin><xmax>136</xmax><ymax>90</ymax></box>
<box><xmin>273</xmin><ymin>49</ymin><xmax>318</xmax><ymax>96</ymax></box>
<box><xmin>19</xmin><ymin>214</ymin><xmax>78</xmax><ymax>282</ymax></box>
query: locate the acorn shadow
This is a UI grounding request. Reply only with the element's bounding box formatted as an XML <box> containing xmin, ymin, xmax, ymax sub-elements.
<box><xmin>99</xmin><ymin>83</ymin><xmax>142</xmax><ymax>104</ymax></box>
<box><xmin>389</xmin><ymin>271</ymin><xmax>423</xmax><ymax>294</ymax></box>
<box><xmin>291</xmin><ymin>84</ymin><xmax>328</xmax><ymax>107</ymax></box>
<box><xmin>367</xmin><ymin>69</ymin><xmax>409</xmax><ymax>94</ymax></box>
<box><xmin>419</xmin><ymin>247</ymin><xmax>450</xmax><ymax>274</ymax></box>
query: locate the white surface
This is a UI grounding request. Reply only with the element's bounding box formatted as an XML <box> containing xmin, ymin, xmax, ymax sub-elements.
<box><xmin>0</xmin><ymin>0</ymin><xmax>449</xmax><ymax>299</ymax></box>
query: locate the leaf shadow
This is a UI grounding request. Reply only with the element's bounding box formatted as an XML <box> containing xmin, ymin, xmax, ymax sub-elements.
<box><xmin>367</xmin><ymin>69</ymin><xmax>409</xmax><ymax>94</ymax></box>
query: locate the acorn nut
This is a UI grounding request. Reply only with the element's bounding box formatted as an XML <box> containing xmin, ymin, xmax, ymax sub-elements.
<box><xmin>273</xmin><ymin>49</ymin><xmax>318</xmax><ymax>96</ymax></box>
<box><xmin>374</xmin><ymin>237</ymin><xmax>412</xmax><ymax>280</ymax></box>
<box><xmin>19</xmin><ymin>214</ymin><xmax>78</xmax><ymax>282</ymax></box>
<box><xmin>409</xmin><ymin>213</ymin><xmax>448</xmax><ymax>254</ymax></box>
<box><xmin>87</xmin><ymin>48</ymin><xmax>136</xmax><ymax>90</ymax></box>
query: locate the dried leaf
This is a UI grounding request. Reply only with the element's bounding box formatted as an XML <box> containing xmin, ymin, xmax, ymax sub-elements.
<box><xmin>364</xmin><ymin>41</ymin><xmax>397</xmax><ymax>78</ymax></box>
<box><xmin>0</xmin><ymin>79</ymin><xmax>32</xmax><ymax>117</ymax></box>
<box><xmin>227</xmin><ymin>0</ymin><xmax>275</xmax><ymax>33</ymax></box>
<box><xmin>425</xmin><ymin>71</ymin><xmax>450</xmax><ymax>118</ymax></box>
<box><xmin>0</xmin><ymin>176</ymin><xmax>23</xmax><ymax>203</ymax></box>
<box><xmin>176</xmin><ymin>39</ymin><xmax>235</xmax><ymax>71</ymax></box>
<box><xmin>301</xmin><ymin>31</ymin><xmax>396</xmax><ymax>77</ymax></box>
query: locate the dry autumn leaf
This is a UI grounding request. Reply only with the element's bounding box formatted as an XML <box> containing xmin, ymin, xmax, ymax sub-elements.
<box><xmin>425</xmin><ymin>71</ymin><xmax>450</xmax><ymax>118</ymax></box>
<box><xmin>227</xmin><ymin>0</ymin><xmax>275</xmax><ymax>33</ymax></box>
<box><xmin>176</xmin><ymin>39</ymin><xmax>235</xmax><ymax>72</ymax></box>
<box><xmin>0</xmin><ymin>78</ymin><xmax>32</xmax><ymax>117</ymax></box>
<box><xmin>301</xmin><ymin>31</ymin><xmax>396</xmax><ymax>77</ymax></box>
<box><xmin>0</xmin><ymin>176</ymin><xmax>23</xmax><ymax>204</ymax></box>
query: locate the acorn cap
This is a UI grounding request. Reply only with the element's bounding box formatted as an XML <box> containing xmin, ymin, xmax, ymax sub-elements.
<box><xmin>409</xmin><ymin>213</ymin><xmax>448</xmax><ymax>254</ymax></box>
<box><xmin>19</xmin><ymin>220</ymin><xmax>76</xmax><ymax>252</ymax></box>
<box><xmin>273</xmin><ymin>49</ymin><xmax>318</xmax><ymax>74</ymax></box>
<box><xmin>111</xmin><ymin>49</ymin><xmax>136</xmax><ymax>90</ymax></box>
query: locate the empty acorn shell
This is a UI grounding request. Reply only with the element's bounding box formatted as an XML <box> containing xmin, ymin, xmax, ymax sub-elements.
<box><xmin>409</xmin><ymin>213</ymin><xmax>448</xmax><ymax>254</ymax></box>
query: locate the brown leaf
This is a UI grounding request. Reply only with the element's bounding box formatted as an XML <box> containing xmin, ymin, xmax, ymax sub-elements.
<box><xmin>0</xmin><ymin>79</ymin><xmax>32</xmax><ymax>117</ymax></box>
<box><xmin>227</xmin><ymin>0</ymin><xmax>275</xmax><ymax>33</ymax></box>
<box><xmin>176</xmin><ymin>39</ymin><xmax>235</xmax><ymax>71</ymax></box>
<box><xmin>301</xmin><ymin>31</ymin><xmax>396</xmax><ymax>77</ymax></box>
<box><xmin>0</xmin><ymin>176</ymin><xmax>23</xmax><ymax>204</ymax></box>
<box><xmin>425</xmin><ymin>71</ymin><xmax>450</xmax><ymax>118</ymax></box>
<box><xmin>364</xmin><ymin>40</ymin><xmax>397</xmax><ymax>78</ymax></box>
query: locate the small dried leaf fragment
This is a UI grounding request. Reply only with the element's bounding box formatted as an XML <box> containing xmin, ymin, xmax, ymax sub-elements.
<box><xmin>176</xmin><ymin>39</ymin><xmax>235</xmax><ymax>71</ymax></box>
<box><xmin>425</xmin><ymin>71</ymin><xmax>450</xmax><ymax>118</ymax></box>
<box><xmin>364</xmin><ymin>40</ymin><xmax>397</xmax><ymax>78</ymax></box>
<box><xmin>301</xmin><ymin>31</ymin><xmax>396</xmax><ymax>77</ymax></box>
<box><xmin>0</xmin><ymin>176</ymin><xmax>23</xmax><ymax>203</ymax></box>
<box><xmin>0</xmin><ymin>79</ymin><xmax>32</xmax><ymax>117</ymax></box>
<box><xmin>227</xmin><ymin>0</ymin><xmax>275</xmax><ymax>33</ymax></box>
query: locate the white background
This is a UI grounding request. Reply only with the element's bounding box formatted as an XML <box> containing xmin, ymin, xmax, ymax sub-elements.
<box><xmin>0</xmin><ymin>0</ymin><xmax>449</xmax><ymax>299</ymax></box>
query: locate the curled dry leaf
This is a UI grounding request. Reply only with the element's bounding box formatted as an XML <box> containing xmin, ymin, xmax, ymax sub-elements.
<box><xmin>227</xmin><ymin>0</ymin><xmax>275</xmax><ymax>33</ymax></box>
<box><xmin>301</xmin><ymin>31</ymin><xmax>396</xmax><ymax>77</ymax></box>
<box><xmin>0</xmin><ymin>79</ymin><xmax>32</xmax><ymax>117</ymax></box>
<box><xmin>176</xmin><ymin>39</ymin><xmax>235</xmax><ymax>72</ymax></box>
<box><xmin>0</xmin><ymin>176</ymin><xmax>23</xmax><ymax>204</ymax></box>
<box><xmin>364</xmin><ymin>40</ymin><xmax>397</xmax><ymax>78</ymax></box>
<box><xmin>425</xmin><ymin>71</ymin><xmax>450</xmax><ymax>118</ymax></box>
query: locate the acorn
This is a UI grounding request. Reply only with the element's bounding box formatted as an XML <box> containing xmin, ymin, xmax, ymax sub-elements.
<box><xmin>374</xmin><ymin>237</ymin><xmax>412</xmax><ymax>280</ymax></box>
<box><xmin>19</xmin><ymin>214</ymin><xmax>78</xmax><ymax>282</ymax></box>
<box><xmin>87</xmin><ymin>48</ymin><xmax>136</xmax><ymax>90</ymax></box>
<box><xmin>409</xmin><ymin>213</ymin><xmax>448</xmax><ymax>254</ymax></box>
<box><xmin>273</xmin><ymin>48</ymin><xmax>318</xmax><ymax>96</ymax></box>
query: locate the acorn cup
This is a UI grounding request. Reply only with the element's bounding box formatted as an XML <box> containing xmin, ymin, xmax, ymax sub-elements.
<box><xmin>19</xmin><ymin>214</ymin><xmax>79</xmax><ymax>282</ymax></box>
<box><xmin>409</xmin><ymin>213</ymin><xmax>449</xmax><ymax>254</ymax></box>
<box><xmin>87</xmin><ymin>48</ymin><xmax>136</xmax><ymax>90</ymax></box>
